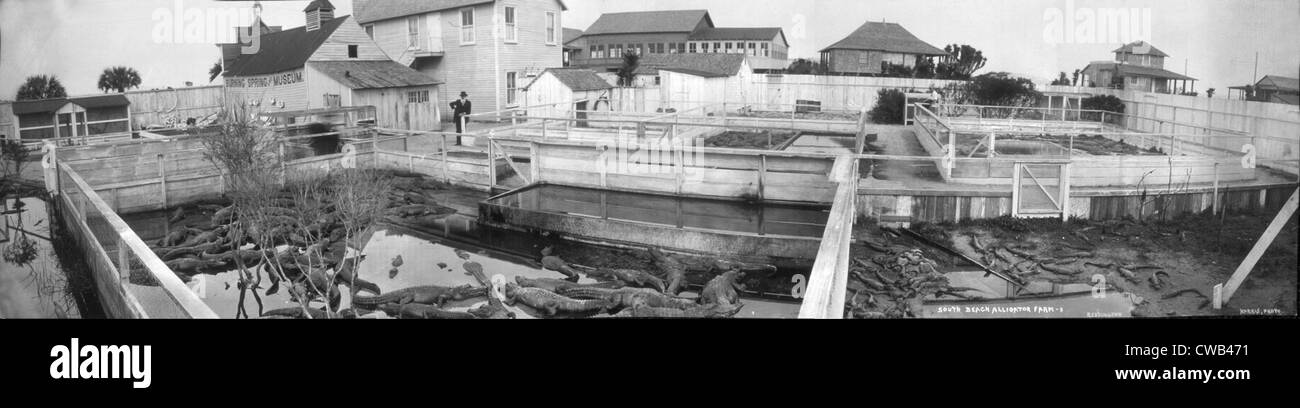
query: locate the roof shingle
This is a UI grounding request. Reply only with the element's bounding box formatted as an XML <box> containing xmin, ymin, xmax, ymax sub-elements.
<box><xmin>223</xmin><ymin>16</ymin><xmax>350</xmax><ymax>77</ymax></box>
<box><xmin>1112</xmin><ymin>41</ymin><xmax>1169</xmax><ymax>57</ymax></box>
<box><xmin>309</xmin><ymin>61</ymin><xmax>443</xmax><ymax>89</ymax></box>
<box><xmin>584</xmin><ymin>9</ymin><xmax>712</xmax><ymax>36</ymax></box>
<box><xmin>819</xmin><ymin>21</ymin><xmax>946</xmax><ymax>55</ymax></box>
<box><xmin>635</xmin><ymin>53</ymin><xmax>748</xmax><ymax>77</ymax></box>
<box><xmin>526</xmin><ymin>68</ymin><xmax>612</xmax><ymax>91</ymax></box>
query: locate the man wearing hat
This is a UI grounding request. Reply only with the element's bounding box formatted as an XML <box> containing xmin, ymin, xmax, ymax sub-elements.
<box><xmin>449</xmin><ymin>91</ymin><xmax>472</xmax><ymax>145</ymax></box>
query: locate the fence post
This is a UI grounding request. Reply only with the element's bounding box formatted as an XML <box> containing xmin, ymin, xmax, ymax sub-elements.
<box><xmin>118</xmin><ymin>238</ymin><xmax>131</xmax><ymax>284</ymax></box>
<box><xmin>487</xmin><ymin>136</ymin><xmax>496</xmax><ymax>189</ymax></box>
<box><xmin>157</xmin><ymin>154</ymin><xmax>168</xmax><ymax>210</ymax></box>
<box><xmin>441</xmin><ymin>135</ymin><xmax>450</xmax><ymax>184</ymax></box>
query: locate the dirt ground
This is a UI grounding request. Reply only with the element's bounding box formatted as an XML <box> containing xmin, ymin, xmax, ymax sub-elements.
<box><xmin>704</xmin><ymin>130</ymin><xmax>797</xmax><ymax>150</ymax></box>
<box><xmin>906</xmin><ymin>212</ymin><xmax>1297</xmax><ymax>317</ymax></box>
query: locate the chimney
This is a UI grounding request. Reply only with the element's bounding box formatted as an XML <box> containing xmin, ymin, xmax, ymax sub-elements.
<box><xmin>304</xmin><ymin>0</ymin><xmax>335</xmax><ymax>32</ymax></box>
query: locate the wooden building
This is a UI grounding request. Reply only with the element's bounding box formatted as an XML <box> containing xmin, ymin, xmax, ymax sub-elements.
<box><xmin>354</xmin><ymin>0</ymin><xmax>568</xmax><ymax>120</ymax></box>
<box><xmin>219</xmin><ymin>1</ymin><xmax>443</xmax><ymax>131</ymax></box>
<box><xmin>1080</xmin><ymin>41</ymin><xmax>1197</xmax><ymax>94</ymax></box>
<box><xmin>819</xmin><ymin>21</ymin><xmax>947</xmax><ymax>75</ymax></box>
<box><xmin>521</xmin><ymin>68</ymin><xmax>613</xmax><ymax>118</ymax></box>
<box><xmin>569</xmin><ymin>9</ymin><xmax>788</xmax><ymax>71</ymax></box>
<box><xmin>650</xmin><ymin>54</ymin><xmax>753</xmax><ymax>110</ymax></box>
<box><xmin>1229</xmin><ymin>75</ymin><xmax>1299</xmax><ymax>105</ymax></box>
<box><xmin>562</xmin><ymin>28</ymin><xmax>586</xmax><ymax>67</ymax></box>
<box><xmin>10</xmin><ymin>94</ymin><xmax>131</xmax><ymax>141</ymax></box>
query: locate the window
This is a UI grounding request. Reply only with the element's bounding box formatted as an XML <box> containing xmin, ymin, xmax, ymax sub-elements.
<box><xmin>408</xmin><ymin>16</ymin><xmax>421</xmax><ymax>49</ymax></box>
<box><xmin>700</xmin><ymin>42</ymin><xmax>708</xmax><ymax>53</ymax></box>
<box><xmin>590</xmin><ymin>45</ymin><xmax>598</xmax><ymax>58</ymax></box>
<box><xmin>546</xmin><ymin>12</ymin><xmax>558</xmax><ymax>44</ymax></box>
<box><xmin>654</xmin><ymin>76</ymin><xmax>661</xmax><ymax>85</ymax></box>
<box><xmin>347</xmin><ymin>44</ymin><xmax>358</xmax><ymax>58</ymax></box>
<box><xmin>504</xmin><ymin>7</ymin><xmax>517</xmax><ymax>43</ymax></box>
<box><xmin>460</xmin><ymin>8</ymin><xmax>475</xmax><ymax>44</ymax></box>
<box><xmin>689</xmin><ymin>42</ymin><xmax>697</xmax><ymax>53</ymax></box>
<box><xmin>324</xmin><ymin>94</ymin><xmax>341</xmax><ymax>108</ymax></box>
<box><xmin>597</xmin><ymin>44</ymin><xmax>605</xmax><ymax>58</ymax></box>
<box><xmin>762</xmin><ymin>42</ymin><xmax>769</xmax><ymax>57</ymax></box>
<box><xmin>408</xmin><ymin>90</ymin><xmax>430</xmax><ymax>103</ymax></box>
<box><xmin>506</xmin><ymin>72</ymin><xmax>518</xmax><ymax>105</ymax></box>
<box><xmin>748</xmin><ymin>42</ymin><xmax>757</xmax><ymax>56</ymax></box>
<box><xmin>364</xmin><ymin>24</ymin><xmax>374</xmax><ymax>39</ymax></box>
<box><xmin>1129</xmin><ymin>76</ymin><xmax>1139</xmax><ymax>85</ymax></box>
<box><xmin>713</xmin><ymin>42</ymin><xmax>721</xmax><ymax>53</ymax></box>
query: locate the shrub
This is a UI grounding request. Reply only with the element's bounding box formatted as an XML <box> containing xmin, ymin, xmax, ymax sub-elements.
<box><xmin>868</xmin><ymin>89</ymin><xmax>906</xmax><ymax>124</ymax></box>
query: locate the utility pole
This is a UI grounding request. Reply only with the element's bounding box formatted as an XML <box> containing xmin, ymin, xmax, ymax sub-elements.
<box><xmin>1253</xmin><ymin>52</ymin><xmax>1259</xmax><ymax>84</ymax></box>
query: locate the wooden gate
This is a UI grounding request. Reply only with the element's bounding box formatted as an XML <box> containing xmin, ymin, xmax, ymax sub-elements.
<box><xmin>1011</xmin><ymin>162</ymin><xmax>1071</xmax><ymax>220</ymax></box>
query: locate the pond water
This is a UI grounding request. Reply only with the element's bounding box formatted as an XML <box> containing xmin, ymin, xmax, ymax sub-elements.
<box><xmin>0</xmin><ymin>196</ymin><xmax>104</xmax><ymax>318</ymax></box>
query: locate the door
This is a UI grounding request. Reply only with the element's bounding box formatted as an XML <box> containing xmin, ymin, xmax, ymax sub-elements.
<box><xmin>574</xmin><ymin>101</ymin><xmax>588</xmax><ymax>128</ymax></box>
<box><xmin>1012</xmin><ymin>162</ymin><xmax>1070</xmax><ymax>220</ymax></box>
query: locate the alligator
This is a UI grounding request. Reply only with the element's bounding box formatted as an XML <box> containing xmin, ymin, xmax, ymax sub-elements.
<box><xmin>261</xmin><ymin>306</ymin><xmax>332</xmax><ymax>319</ymax></box>
<box><xmin>379</xmin><ymin>303</ymin><xmax>477</xmax><ymax>319</ymax></box>
<box><xmin>610</xmin><ymin>302</ymin><xmax>745</xmax><ymax>319</ymax></box>
<box><xmin>699</xmin><ymin>269</ymin><xmax>744</xmax><ymax>306</ymax></box>
<box><xmin>331</xmin><ymin>256</ymin><xmax>380</xmax><ymax>295</ymax></box>
<box><xmin>539</xmin><ymin>247</ymin><xmax>581</xmax><ymax>282</ymax></box>
<box><xmin>160</xmin><ymin>240</ymin><xmax>224</xmax><ymax>261</ymax></box>
<box><xmin>557</xmin><ymin>286</ymin><xmax>697</xmax><ymax>310</ymax></box>
<box><xmin>211</xmin><ymin>205</ymin><xmax>236</xmax><ymax>225</ymax></box>
<box><xmin>502</xmin><ymin>283</ymin><xmax>611</xmax><ymax>316</ymax></box>
<box><xmin>514</xmin><ymin>276</ymin><xmax>624</xmax><ymax>293</ymax></box>
<box><xmin>165</xmin><ymin>257</ymin><xmax>229</xmax><ymax>274</ymax></box>
<box><xmin>463</xmin><ymin>261</ymin><xmax>490</xmax><ymax>286</ymax></box>
<box><xmin>352</xmin><ymin>285</ymin><xmax>488</xmax><ymax>309</ymax></box>
<box><xmin>589</xmin><ymin>268</ymin><xmax>666</xmax><ymax>292</ymax></box>
<box><xmin>648</xmin><ymin>248</ymin><xmax>688</xmax><ymax>295</ymax></box>
<box><xmin>178</xmin><ymin>226</ymin><xmax>227</xmax><ymax>247</ymax></box>
<box><xmin>167</xmin><ymin>206</ymin><xmax>186</xmax><ymax>224</ymax></box>
<box><xmin>468</xmin><ymin>293</ymin><xmax>516</xmax><ymax>319</ymax></box>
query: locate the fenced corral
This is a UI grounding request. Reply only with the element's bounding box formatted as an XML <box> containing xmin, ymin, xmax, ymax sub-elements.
<box><xmin>1041</xmin><ymin>85</ymin><xmax>1300</xmax><ymax>175</ymax></box>
<box><xmin>49</xmin><ymin>159</ymin><xmax>217</xmax><ymax>318</ymax></box>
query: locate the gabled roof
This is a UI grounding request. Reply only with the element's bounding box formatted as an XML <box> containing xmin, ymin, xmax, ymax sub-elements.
<box><xmin>1084</xmin><ymin>62</ymin><xmax>1196</xmax><ymax>81</ymax></box>
<box><xmin>1112</xmin><ymin>41</ymin><xmax>1169</xmax><ymax>57</ymax></box>
<box><xmin>689</xmin><ymin>27</ymin><xmax>787</xmax><ymax>46</ymax></box>
<box><xmin>635</xmin><ymin>53</ymin><xmax>749</xmax><ymax>77</ymax></box>
<box><xmin>309</xmin><ymin>61</ymin><xmax>443</xmax><ymax>89</ymax></box>
<box><xmin>223</xmin><ymin>16</ymin><xmax>350</xmax><ymax>77</ymax></box>
<box><xmin>1256</xmin><ymin>75</ymin><xmax>1299</xmax><ymax>92</ymax></box>
<box><xmin>819</xmin><ymin>21</ymin><xmax>947</xmax><ymax>55</ymax></box>
<box><xmin>525</xmin><ymin>68</ymin><xmax>612</xmax><ymax>91</ymax></box>
<box><xmin>11</xmin><ymin>94</ymin><xmax>130</xmax><ymax>115</ymax></box>
<box><xmin>584</xmin><ymin>9</ymin><xmax>713</xmax><ymax>36</ymax></box>
<box><xmin>563</xmin><ymin>28</ymin><xmax>584</xmax><ymax>45</ymax></box>
<box><xmin>354</xmin><ymin>0</ymin><xmax>567</xmax><ymax>25</ymax></box>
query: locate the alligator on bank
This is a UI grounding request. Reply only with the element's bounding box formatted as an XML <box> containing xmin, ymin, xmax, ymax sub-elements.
<box><xmin>352</xmin><ymin>284</ymin><xmax>488</xmax><ymax>309</ymax></box>
<box><xmin>503</xmin><ymin>282</ymin><xmax>612</xmax><ymax>316</ymax></box>
<box><xmin>586</xmin><ymin>268</ymin><xmax>667</xmax><ymax>292</ymax></box>
<box><xmin>699</xmin><ymin>269</ymin><xmax>744</xmax><ymax>306</ymax></box>
<box><xmin>539</xmin><ymin>246</ymin><xmax>581</xmax><ymax>282</ymax></box>
<box><xmin>608</xmin><ymin>302</ymin><xmax>745</xmax><ymax>318</ymax></box>
<box><xmin>379</xmin><ymin>303</ymin><xmax>478</xmax><ymax>319</ymax></box>
<box><xmin>648</xmin><ymin>248</ymin><xmax>688</xmax><ymax>295</ymax></box>
<box><xmin>556</xmin><ymin>286</ymin><xmax>697</xmax><ymax>310</ymax></box>
<box><xmin>514</xmin><ymin>276</ymin><xmax>624</xmax><ymax>292</ymax></box>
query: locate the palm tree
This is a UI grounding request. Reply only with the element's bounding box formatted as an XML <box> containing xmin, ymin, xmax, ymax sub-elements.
<box><xmin>15</xmin><ymin>75</ymin><xmax>67</xmax><ymax>101</ymax></box>
<box><xmin>97</xmin><ymin>66</ymin><xmax>142</xmax><ymax>93</ymax></box>
<box><xmin>209</xmin><ymin>60</ymin><xmax>223</xmax><ymax>83</ymax></box>
<box><xmin>616</xmin><ymin>51</ymin><xmax>640</xmax><ymax>87</ymax></box>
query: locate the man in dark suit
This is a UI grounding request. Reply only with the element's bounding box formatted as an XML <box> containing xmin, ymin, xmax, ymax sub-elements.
<box><xmin>449</xmin><ymin>91</ymin><xmax>471</xmax><ymax>145</ymax></box>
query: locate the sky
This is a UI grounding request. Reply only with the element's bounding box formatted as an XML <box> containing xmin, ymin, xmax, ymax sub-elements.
<box><xmin>1</xmin><ymin>0</ymin><xmax>1298</xmax><ymax>99</ymax></box>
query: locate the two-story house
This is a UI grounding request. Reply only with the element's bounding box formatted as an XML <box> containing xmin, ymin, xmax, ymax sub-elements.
<box><xmin>818</xmin><ymin>21</ymin><xmax>948</xmax><ymax>75</ymax></box>
<box><xmin>355</xmin><ymin>0</ymin><xmax>567</xmax><ymax>120</ymax></box>
<box><xmin>569</xmin><ymin>9</ymin><xmax>789</xmax><ymax>71</ymax></box>
<box><xmin>1080</xmin><ymin>41</ymin><xmax>1197</xmax><ymax>94</ymax></box>
<box><xmin>218</xmin><ymin>1</ymin><xmax>443</xmax><ymax>131</ymax></box>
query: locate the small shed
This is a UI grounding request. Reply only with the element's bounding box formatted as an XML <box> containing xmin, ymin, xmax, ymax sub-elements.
<box><xmin>522</xmin><ymin>68</ymin><xmax>614</xmax><ymax>120</ymax></box>
<box><xmin>649</xmin><ymin>53</ymin><xmax>752</xmax><ymax>111</ymax></box>
<box><xmin>11</xmin><ymin>94</ymin><xmax>132</xmax><ymax>141</ymax></box>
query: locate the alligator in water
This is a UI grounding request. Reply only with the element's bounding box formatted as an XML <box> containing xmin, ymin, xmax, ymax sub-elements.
<box><xmin>557</xmin><ymin>286</ymin><xmax>697</xmax><ymax>310</ymax></box>
<box><xmin>608</xmin><ymin>302</ymin><xmax>745</xmax><ymax>318</ymax></box>
<box><xmin>379</xmin><ymin>303</ymin><xmax>478</xmax><ymax>319</ymax></box>
<box><xmin>352</xmin><ymin>284</ymin><xmax>487</xmax><ymax>309</ymax></box>
<box><xmin>699</xmin><ymin>269</ymin><xmax>744</xmax><ymax>306</ymax></box>
<box><xmin>587</xmin><ymin>268</ymin><xmax>666</xmax><ymax>292</ymax></box>
<box><xmin>648</xmin><ymin>248</ymin><xmax>688</xmax><ymax>295</ymax></box>
<box><xmin>502</xmin><ymin>282</ymin><xmax>611</xmax><ymax>316</ymax></box>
